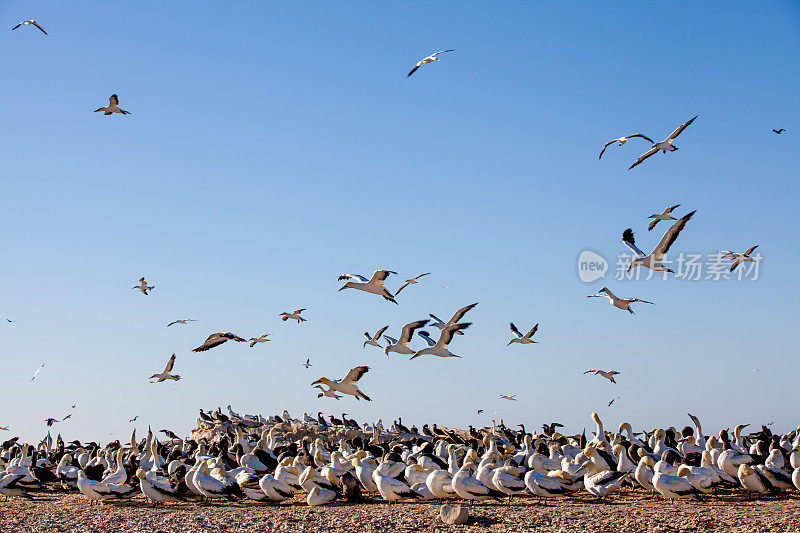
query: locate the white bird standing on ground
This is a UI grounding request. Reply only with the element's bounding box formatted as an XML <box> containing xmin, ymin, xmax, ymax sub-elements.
<box><xmin>411</xmin><ymin>323</ymin><xmax>471</xmax><ymax>359</ymax></box>
<box><xmin>133</xmin><ymin>277</ymin><xmax>154</xmax><ymax>294</ymax></box>
<box><xmin>95</xmin><ymin>94</ymin><xmax>131</xmax><ymax>115</ymax></box>
<box><xmin>647</xmin><ymin>204</ymin><xmax>681</xmax><ymax>231</ymax></box>
<box><xmin>249</xmin><ymin>334</ymin><xmax>271</xmax><ymax>347</ymax></box>
<box><xmin>149</xmin><ymin>354</ymin><xmax>180</xmax><ymax>383</ymax></box>
<box><xmin>587</xmin><ymin>287</ymin><xmax>653</xmax><ymax>314</ymax></box>
<box><xmin>507</xmin><ymin>322</ymin><xmax>539</xmax><ymax>346</ymax></box>
<box><xmin>429</xmin><ymin>303</ymin><xmax>477</xmax><ymax>336</ymax></box>
<box><xmin>280</xmin><ymin>309</ymin><xmax>307</xmax><ymax>322</ymax></box>
<box><xmin>719</xmin><ymin>245</ymin><xmax>759</xmax><ymax>272</ymax></box>
<box><xmin>363</xmin><ymin>326</ymin><xmax>389</xmax><ymax>349</ymax></box>
<box><xmin>628</xmin><ymin>115</ymin><xmax>697</xmax><ymax>170</ymax></box>
<box><xmin>395</xmin><ymin>273</ymin><xmax>431</xmax><ymax>295</ymax></box>
<box><xmin>583</xmin><ymin>369</ymin><xmax>621</xmax><ymax>384</ymax></box>
<box><xmin>598</xmin><ymin>133</ymin><xmax>653</xmax><ymax>159</ymax></box>
<box><xmin>383</xmin><ymin>320</ymin><xmax>429</xmax><ymax>357</ymax></box>
<box><xmin>407</xmin><ymin>50</ymin><xmax>454</xmax><ymax>77</ymax></box>
<box><xmin>311</xmin><ymin>366</ymin><xmax>372</xmax><ymax>401</ymax></box>
<box><xmin>621</xmin><ymin>210</ymin><xmax>697</xmax><ymax>272</ymax></box>
<box><xmin>166</xmin><ymin>319</ymin><xmax>196</xmax><ymax>327</ymax></box>
<box><xmin>338</xmin><ymin>270</ymin><xmax>398</xmax><ymax>303</ymax></box>
<box><xmin>31</xmin><ymin>363</ymin><xmax>45</xmax><ymax>381</ymax></box>
<box><xmin>11</xmin><ymin>20</ymin><xmax>47</xmax><ymax>35</ymax></box>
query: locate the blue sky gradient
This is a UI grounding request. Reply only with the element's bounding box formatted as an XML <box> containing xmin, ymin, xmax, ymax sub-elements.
<box><xmin>1</xmin><ymin>1</ymin><xmax>798</xmax><ymax>442</ymax></box>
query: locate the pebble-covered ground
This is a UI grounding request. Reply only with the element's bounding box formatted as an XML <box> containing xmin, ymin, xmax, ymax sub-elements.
<box><xmin>2</xmin><ymin>490</ymin><xmax>799</xmax><ymax>533</ymax></box>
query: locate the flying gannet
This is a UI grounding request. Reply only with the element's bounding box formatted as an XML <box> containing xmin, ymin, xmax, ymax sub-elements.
<box><xmin>280</xmin><ymin>309</ymin><xmax>307</xmax><ymax>323</ymax></box>
<box><xmin>302</xmin><ymin>358</ymin><xmax>312</xmax><ymax>369</ymax></box>
<box><xmin>338</xmin><ymin>270</ymin><xmax>397</xmax><ymax>303</ymax></box>
<box><xmin>11</xmin><ymin>20</ymin><xmax>47</xmax><ymax>35</ymax></box>
<box><xmin>133</xmin><ymin>277</ymin><xmax>154</xmax><ymax>295</ymax></box>
<box><xmin>383</xmin><ymin>319</ymin><xmax>429</xmax><ymax>357</ymax></box>
<box><xmin>598</xmin><ymin>133</ymin><xmax>654</xmax><ymax>159</ymax></box>
<box><xmin>583</xmin><ymin>369</ymin><xmax>621</xmax><ymax>383</ymax></box>
<box><xmin>149</xmin><ymin>353</ymin><xmax>180</xmax><ymax>383</ymax></box>
<box><xmin>31</xmin><ymin>363</ymin><xmax>45</xmax><ymax>381</ymax></box>
<box><xmin>311</xmin><ymin>366</ymin><xmax>371</xmax><ymax>401</ymax></box>
<box><xmin>429</xmin><ymin>302</ymin><xmax>477</xmax><ymax>336</ymax></box>
<box><xmin>411</xmin><ymin>322</ymin><xmax>471</xmax><ymax>359</ymax></box>
<box><xmin>647</xmin><ymin>204</ymin><xmax>681</xmax><ymax>231</ymax></box>
<box><xmin>363</xmin><ymin>326</ymin><xmax>389</xmax><ymax>348</ymax></box>
<box><xmin>621</xmin><ymin>210</ymin><xmax>697</xmax><ymax>272</ymax></box>
<box><xmin>94</xmin><ymin>94</ymin><xmax>131</xmax><ymax>115</ymax></box>
<box><xmin>587</xmin><ymin>287</ymin><xmax>653</xmax><ymax>314</ymax></box>
<box><xmin>407</xmin><ymin>50</ymin><xmax>454</xmax><ymax>77</ymax></box>
<box><xmin>166</xmin><ymin>319</ymin><xmax>196</xmax><ymax>327</ymax></box>
<box><xmin>249</xmin><ymin>334</ymin><xmax>271</xmax><ymax>347</ymax></box>
<box><xmin>718</xmin><ymin>245</ymin><xmax>759</xmax><ymax>272</ymax></box>
<box><xmin>500</xmin><ymin>395</ymin><xmax>517</xmax><ymax>401</ymax></box>
<box><xmin>507</xmin><ymin>322</ymin><xmax>539</xmax><ymax>346</ymax></box>
<box><xmin>628</xmin><ymin>115</ymin><xmax>697</xmax><ymax>170</ymax></box>
<box><xmin>192</xmin><ymin>332</ymin><xmax>246</xmax><ymax>352</ymax></box>
<box><xmin>395</xmin><ymin>273</ymin><xmax>431</xmax><ymax>295</ymax></box>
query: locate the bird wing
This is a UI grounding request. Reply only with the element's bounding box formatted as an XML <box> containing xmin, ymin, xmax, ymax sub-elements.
<box><xmin>399</xmin><ymin>320</ymin><xmax>429</xmax><ymax>343</ymax></box>
<box><xmin>417</xmin><ymin>331</ymin><xmax>436</xmax><ymax>347</ymax></box>
<box><xmin>32</xmin><ymin>21</ymin><xmax>47</xmax><ymax>35</ymax></box>
<box><xmin>429</xmin><ymin>314</ymin><xmax>445</xmax><ymax>325</ymax></box>
<box><xmin>164</xmin><ymin>354</ymin><xmax>176</xmax><ymax>373</ymax></box>
<box><xmin>509</xmin><ymin>322</ymin><xmax>522</xmax><ymax>338</ymax></box>
<box><xmin>11</xmin><ymin>23</ymin><xmax>22</xmax><ymax>30</ymax></box>
<box><xmin>526</xmin><ymin>324</ymin><xmax>539</xmax><ymax>338</ymax></box>
<box><xmin>110</xmin><ymin>94</ymin><xmax>120</xmax><ymax>106</ymax></box>
<box><xmin>367</xmin><ymin>270</ymin><xmax>396</xmax><ymax>286</ymax></box>
<box><xmin>628</xmin><ymin>147</ymin><xmax>658</xmax><ymax>170</ymax></box>
<box><xmin>665</xmin><ymin>204</ymin><xmax>680</xmax><ymax>214</ymax></box>
<box><xmin>621</xmin><ymin>229</ymin><xmax>645</xmax><ymax>258</ymax></box>
<box><xmin>627</xmin><ymin>133</ymin><xmax>654</xmax><ymax>143</ymax></box>
<box><xmin>343</xmin><ymin>366</ymin><xmax>370</xmax><ymax>384</ymax></box>
<box><xmin>338</xmin><ymin>273</ymin><xmax>369</xmax><ymax>282</ymax></box>
<box><xmin>729</xmin><ymin>259</ymin><xmax>742</xmax><ymax>272</ymax></box>
<box><xmin>414</xmin><ymin>272</ymin><xmax>431</xmax><ymax>280</ymax></box>
<box><xmin>744</xmin><ymin>245</ymin><xmax>758</xmax><ymax>256</ymax></box>
<box><xmin>394</xmin><ymin>281</ymin><xmax>411</xmax><ymax>295</ymax></box>
<box><xmin>449</xmin><ymin>302</ymin><xmax>478</xmax><ymax>323</ymax></box>
<box><xmin>652</xmin><ymin>210</ymin><xmax>696</xmax><ymax>259</ymax></box>
<box><xmin>647</xmin><ymin>218</ymin><xmax>659</xmax><ymax>231</ymax></box>
<box><xmin>583</xmin><ymin>370</ymin><xmax>597</xmax><ymax>374</ymax></box>
<box><xmin>193</xmin><ymin>336</ymin><xmax>226</xmax><ymax>352</ymax></box>
<box><xmin>438</xmin><ymin>323</ymin><xmax>471</xmax><ymax>347</ymax></box>
<box><xmin>631</xmin><ymin>299</ymin><xmax>654</xmax><ymax>304</ymax></box>
<box><xmin>598</xmin><ymin>140</ymin><xmax>616</xmax><ymax>159</ymax></box>
<box><xmin>374</xmin><ymin>325</ymin><xmax>389</xmax><ymax>338</ymax></box>
<box><xmin>293</xmin><ymin>309</ymin><xmax>306</xmax><ymax>314</ymax></box>
<box><xmin>407</xmin><ymin>63</ymin><xmax>422</xmax><ymax>77</ymax></box>
<box><xmin>383</xmin><ymin>335</ymin><xmax>398</xmax><ymax>345</ymax></box>
<box><xmin>666</xmin><ymin>115</ymin><xmax>698</xmax><ymax>141</ymax></box>
<box><xmin>166</xmin><ymin>320</ymin><xmax>179</xmax><ymax>327</ymax></box>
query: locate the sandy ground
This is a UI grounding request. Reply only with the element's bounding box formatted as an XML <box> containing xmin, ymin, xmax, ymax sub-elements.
<box><xmin>2</xmin><ymin>490</ymin><xmax>800</xmax><ymax>533</ymax></box>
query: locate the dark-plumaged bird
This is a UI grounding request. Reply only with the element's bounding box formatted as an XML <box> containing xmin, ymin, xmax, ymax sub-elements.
<box><xmin>193</xmin><ymin>332</ymin><xmax>246</xmax><ymax>352</ymax></box>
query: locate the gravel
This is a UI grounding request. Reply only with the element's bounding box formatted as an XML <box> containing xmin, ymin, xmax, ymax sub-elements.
<box><xmin>2</xmin><ymin>489</ymin><xmax>799</xmax><ymax>532</ymax></box>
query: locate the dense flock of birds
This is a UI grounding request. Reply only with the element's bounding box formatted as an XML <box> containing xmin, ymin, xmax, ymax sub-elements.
<box><xmin>4</xmin><ymin>15</ymin><xmax>794</xmax><ymax>510</ymax></box>
<box><xmin>2</xmin><ymin>410</ymin><xmax>800</xmax><ymax>506</ymax></box>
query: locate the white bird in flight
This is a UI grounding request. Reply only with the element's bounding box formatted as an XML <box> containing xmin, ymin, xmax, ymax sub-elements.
<box><xmin>429</xmin><ymin>303</ymin><xmax>478</xmax><ymax>336</ymax></box>
<box><xmin>395</xmin><ymin>273</ymin><xmax>431</xmax><ymax>295</ymax></box>
<box><xmin>363</xmin><ymin>326</ymin><xmax>389</xmax><ymax>349</ymax></box>
<box><xmin>338</xmin><ymin>270</ymin><xmax>397</xmax><ymax>304</ymax></box>
<box><xmin>507</xmin><ymin>323</ymin><xmax>539</xmax><ymax>346</ymax></box>
<box><xmin>383</xmin><ymin>320</ymin><xmax>429</xmax><ymax>357</ymax></box>
<box><xmin>31</xmin><ymin>363</ymin><xmax>45</xmax><ymax>381</ymax></box>
<box><xmin>719</xmin><ymin>245</ymin><xmax>759</xmax><ymax>272</ymax></box>
<box><xmin>94</xmin><ymin>94</ymin><xmax>131</xmax><ymax>115</ymax></box>
<box><xmin>407</xmin><ymin>50</ymin><xmax>454</xmax><ymax>77</ymax></box>
<box><xmin>587</xmin><ymin>287</ymin><xmax>653</xmax><ymax>315</ymax></box>
<box><xmin>598</xmin><ymin>133</ymin><xmax>653</xmax><ymax>159</ymax></box>
<box><xmin>133</xmin><ymin>277</ymin><xmax>154</xmax><ymax>295</ymax></box>
<box><xmin>311</xmin><ymin>366</ymin><xmax>371</xmax><ymax>401</ymax></box>
<box><xmin>621</xmin><ymin>210</ymin><xmax>696</xmax><ymax>272</ymax></box>
<box><xmin>280</xmin><ymin>309</ymin><xmax>307</xmax><ymax>323</ymax></box>
<box><xmin>249</xmin><ymin>334</ymin><xmax>271</xmax><ymax>347</ymax></box>
<box><xmin>149</xmin><ymin>354</ymin><xmax>180</xmax><ymax>383</ymax></box>
<box><xmin>628</xmin><ymin>115</ymin><xmax>698</xmax><ymax>170</ymax></box>
<box><xmin>412</xmin><ymin>323</ymin><xmax>471</xmax><ymax>359</ymax></box>
<box><xmin>11</xmin><ymin>20</ymin><xmax>47</xmax><ymax>35</ymax></box>
<box><xmin>166</xmin><ymin>319</ymin><xmax>196</xmax><ymax>327</ymax></box>
<box><xmin>647</xmin><ymin>204</ymin><xmax>681</xmax><ymax>231</ymax></box>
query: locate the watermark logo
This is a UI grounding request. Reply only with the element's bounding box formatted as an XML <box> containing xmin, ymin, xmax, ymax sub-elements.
<box><xmin>578</xmin><ymin>250</ymin><xmax>608</xmax><ymax>283</ymax></box>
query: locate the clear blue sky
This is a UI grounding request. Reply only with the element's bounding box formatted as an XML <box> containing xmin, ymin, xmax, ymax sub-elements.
<box><xmin>2</xmin><ymin>1</ymin><xmax>798</xmax><ymax>443</ymax></box>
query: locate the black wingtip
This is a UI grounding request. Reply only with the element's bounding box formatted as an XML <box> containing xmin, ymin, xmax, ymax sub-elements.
<box><xmin>622</xmin><ymin>228</ymin><xmax>635</xmax><ymax>244</ymax></box>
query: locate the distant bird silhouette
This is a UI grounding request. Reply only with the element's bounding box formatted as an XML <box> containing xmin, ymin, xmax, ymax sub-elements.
<box><xmin>31</xmin><ymin>363</ymin><xmax>46</xmax><ymax>381</ymax></box>
<box><xmin>167</xmin><ymin>319</ymin><xmax>196</xmax><ymax>327</ymax></box>
<box><xmin>280</xmin><ymin>309</ymin><xmax>307</xmax><ymax>323</ymax></box>
<box><xmin>608</xmin><ymin>397</ymin><xmax>622</xmax><ymax>407</ymax></box>
<box><xmin>129</xmin><ymin>416</ymin><xmax>139</xmax><ymax>423</ymax></box>
<box><xmin>11</xmin><ymin>20</ymin><xmax>47</xmax><ymax>35</ymax></box>
<box><xmin>44</xmin><ymin>418</ymin><xmax>58</xmax><ymax>427</ymax></box>
<box><xmin>133</xmin><ymin>277</ymin><xmax>154</xmax><ymax>295</ymax></box>
<box><xmin>302</xmin><ymin>358</ymin><xmax>312</xmax><ymax>369</ymax></box>
<box><xmin>95</xmin><ymin>94</ymin><xmax>130</xmax><ymax>115</ymax></box>
<box><xmin>500</xmin><ymin>394</ymin><xmax>517</xmax><ymax>401</ymax></box>
<box><xmin>772</xmin><ymin>129</ymin><xmax>785</xmax><ymax>134</ymax></box>
<box><xmin>62</xmin><ymin>414</ymin><xmax>72</xmax><ymax>421</ymax></box>
<box><xmin>407</xmin><ymin>50</ymin><xmax>454</xmax><ymax>77</ymax></box>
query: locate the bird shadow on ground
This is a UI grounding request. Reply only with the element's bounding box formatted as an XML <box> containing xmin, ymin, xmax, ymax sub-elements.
<box><xmin>469</xmin><ymin>515</ymin><xmax>502</xmax><ymax>526</ymax></box>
